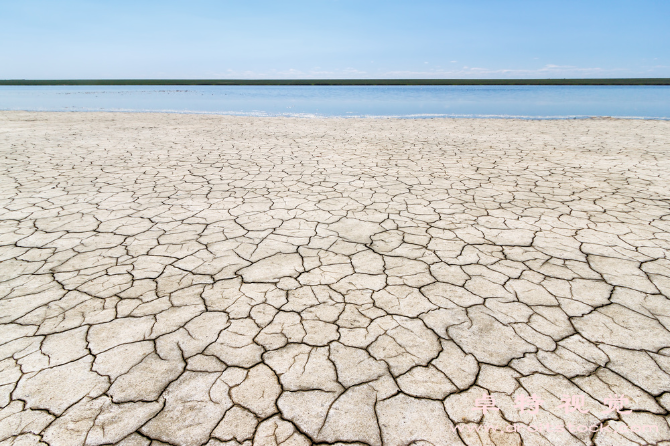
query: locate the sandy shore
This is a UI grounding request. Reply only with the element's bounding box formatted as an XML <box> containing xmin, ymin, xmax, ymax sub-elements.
<box><xmin>1</xmin><ymin>111</ymin><xmax>670</xmax><ymax>445</ymax></box>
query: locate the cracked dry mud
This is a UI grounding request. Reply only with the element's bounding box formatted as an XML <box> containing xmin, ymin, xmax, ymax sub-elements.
<box><xmin>1</xmin><ymin>111</ymin><xmax>670</xmax><ymax>446</ymax></box>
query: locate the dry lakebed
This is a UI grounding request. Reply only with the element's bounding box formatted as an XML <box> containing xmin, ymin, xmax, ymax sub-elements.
<box><xmin>1</xmin><ymin>111</ymin><xmax>670</xmax><ymax>446</ymax></box>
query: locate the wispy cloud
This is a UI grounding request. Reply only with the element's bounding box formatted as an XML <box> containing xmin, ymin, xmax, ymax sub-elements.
<box><xmin>201</xmin><ymin>64</ymin><xmax>665</xmax><ymax>80</ymax></box>
<box><xmin>382</xmin><ymin>64</ymin><xmax>624</xmax><ymax>79</ymax></box>
<box><xmin>206</xmin><ymin>67</ymin><xmax>369</xmax><ymax>79</ymax></box>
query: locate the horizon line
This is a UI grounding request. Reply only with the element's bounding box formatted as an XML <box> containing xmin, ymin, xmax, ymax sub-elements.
<box><xmin>1</xmin><ymin>78</ymin><xmax>670</xmax><ymax>86</ymax></box>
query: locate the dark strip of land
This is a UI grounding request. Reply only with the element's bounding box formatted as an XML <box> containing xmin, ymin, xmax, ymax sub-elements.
<box><xmin>1</xmin><ymin>78</ymin><xmax>670</xmax><ymax>86</ymax></box>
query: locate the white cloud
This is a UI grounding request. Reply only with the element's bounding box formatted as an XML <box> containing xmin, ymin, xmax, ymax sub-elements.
<box><xmin>193</xmin><ymin>63</ymin><xmax>662</xmax><ymax>80</ymax></box>
<box><xmin>381</xmin><ymin>64</ymin><xmax>625</xmax><ymax>78</ymax></box>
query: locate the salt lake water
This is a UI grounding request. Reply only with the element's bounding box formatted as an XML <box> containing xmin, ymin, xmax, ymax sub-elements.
<box><xmin>1</xmin><ymin>85</ymin><xmax>669</xmax><ymax>119</ymax></box>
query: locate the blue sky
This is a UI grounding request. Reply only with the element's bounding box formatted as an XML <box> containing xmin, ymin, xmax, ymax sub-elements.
<box><xmin>1</xmin><ymin>0</ymin><xmax>668</xmax><ymax>79</ymax></box>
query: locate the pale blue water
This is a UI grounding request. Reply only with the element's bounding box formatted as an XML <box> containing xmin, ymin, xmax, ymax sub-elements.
<box><xmin>1</xmin><ymin>85</ymin><xmax>669</xmax><ymax>119</ymax></box>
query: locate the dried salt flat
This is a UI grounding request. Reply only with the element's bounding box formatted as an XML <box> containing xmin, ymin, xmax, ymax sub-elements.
<box><xmin>1</xmin><ymin>111</ymin><xmax>670</xmax><ymax>445</ymax></box>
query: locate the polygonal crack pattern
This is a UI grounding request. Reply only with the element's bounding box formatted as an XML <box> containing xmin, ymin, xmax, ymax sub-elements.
<box><xmin>1</xmin><ymin>111</ymin><xmax>670</xmax><ymax>445</ymax></box>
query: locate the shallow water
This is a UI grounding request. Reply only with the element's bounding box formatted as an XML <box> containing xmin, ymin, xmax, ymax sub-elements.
<box><xmin>1</xmin><ymin>85</ymin><xmax>669</xmax><ymax>119</ymax></box>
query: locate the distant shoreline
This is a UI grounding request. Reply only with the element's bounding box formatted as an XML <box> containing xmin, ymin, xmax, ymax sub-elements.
<box><xmin>1</xmin><ymin>78</ymin><xmax>670</xmax><ymax>86</ymax></box>
<box><xmin>3</xmin><ymin>111</ymin><xmax>668</xmax><ymax>121</ymax></box>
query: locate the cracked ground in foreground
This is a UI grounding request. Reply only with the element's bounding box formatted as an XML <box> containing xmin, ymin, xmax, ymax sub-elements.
<box><xmin>1</xmin><ymin>112</ymin><xmax>670</xmax><ymax>446</ymax></box>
